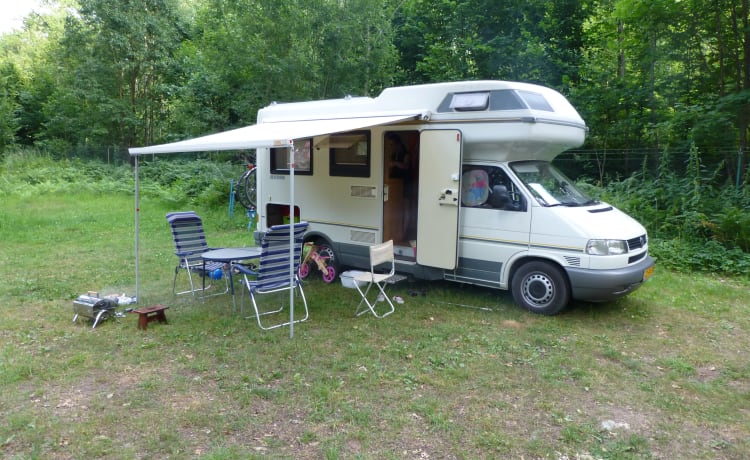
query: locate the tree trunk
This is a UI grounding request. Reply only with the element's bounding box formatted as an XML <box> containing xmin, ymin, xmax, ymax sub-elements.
<box><xmin>742</xmin><ymin>0</ymin><xmax>749</xmax><ymax>183</ymax></box>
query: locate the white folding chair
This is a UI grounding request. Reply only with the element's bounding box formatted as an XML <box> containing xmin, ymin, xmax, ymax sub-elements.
<box><xmin>354</xmin><ymin>240</ymin><xmax>400</xmax><ymax>318</ymax></box>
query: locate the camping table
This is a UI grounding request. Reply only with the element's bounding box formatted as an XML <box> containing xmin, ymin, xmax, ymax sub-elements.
<box><xmin>202</xmin><ymin>247</ymin><xmax>262</xmax><ymax>310</ymax></box>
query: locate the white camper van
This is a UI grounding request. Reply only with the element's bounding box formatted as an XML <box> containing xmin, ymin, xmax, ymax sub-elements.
<box><xmin>253</xmin><ymin>80</ymin><xmax>655</xmax><ymax>315</ymax></box>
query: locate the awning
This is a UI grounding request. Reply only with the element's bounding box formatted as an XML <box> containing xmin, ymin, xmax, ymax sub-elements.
<box><xmin>129</xmin><ymin>111</ymin><xmax>426</xmax><ymax>155</ymax></box>
<box><xmin>128</xmin><ymin>108</ymin><xmax>426</xmax><ymax>337</ymax></box>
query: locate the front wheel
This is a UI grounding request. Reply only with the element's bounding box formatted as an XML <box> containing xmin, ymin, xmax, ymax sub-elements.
<box><xmin>510</xmin><ymin>261</ymin><xmax>570</xmax><ymax>315</ymax></box>
<box><xmin>298</xmin><ymin>261</ymin><xmax>311</xmax><ymax>280</ymax></box>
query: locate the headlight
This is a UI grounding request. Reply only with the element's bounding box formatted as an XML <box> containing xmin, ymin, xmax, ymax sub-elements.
<box><xmin>586</xmin><ymin>239</ymin><xmax>628</xmax><ymax>255</ymax></box>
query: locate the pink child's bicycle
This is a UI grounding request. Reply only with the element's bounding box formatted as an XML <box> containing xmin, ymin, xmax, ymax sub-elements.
<box><xmin>298</xmin><ymin>242</ymin><xmax>337</xmax><ymax>283</ymax></box>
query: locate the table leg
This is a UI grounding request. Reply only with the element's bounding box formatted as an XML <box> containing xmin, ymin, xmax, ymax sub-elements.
<box><xmin>202</xmin><ymin>259</ymin><xmax>206</xmax><ymax>301</ymax></box>
<box><xmin>229</xmin><ymin>262</ymin><xmax>237</xmax><ymax>311</ymax></box>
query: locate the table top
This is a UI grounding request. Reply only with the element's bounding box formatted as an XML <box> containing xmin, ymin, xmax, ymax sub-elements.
<box><xmin>202</xmin><ymin>247</ymin><xmax>261</xmax><ymax>262</ymax></box>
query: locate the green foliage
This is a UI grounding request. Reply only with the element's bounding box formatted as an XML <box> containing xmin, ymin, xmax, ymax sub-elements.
<box><xmin>171</xmin><ymin>0</ymin><xmax>399</xmax><ymax>138</ymax></box>
<box><xmin>588</xmin><ymin>144</ymin><xmax>750</xmax><ymax>276</ymax></box>
<box><xmin>650</xmin><ymin>239</ymin><xmax>750</xmax><ymax>275</ymax></box>
<box><xmin>710</xmin><ymin>205</ymin><xmax>750</xmax><ymax>252</ymax></box>
<box><xmin>0</xmin><ymin>63</ymin><xmax>21</xmax><ymax>149</ymax></box>
<box><xmin>1</xmin><ymin>1</ymin><xmax>750</xmax><ymax>274</ymax></box>
<box><xmin>37</xmin><ymin>0</ymin><xmax>189</xmax><ymax>147</ymax></box>
<box><xmin>138</xmin><ymin>157</ymin><xmax>241</xmax><ymax>207</ymax></box>
<box><xmin>394</xmin><ymin>0</ymin><xmax>587</xmax><ymax>86</ymax></box>
<box><xmin>1</xmin><ymin>0</ymin><xmax>748</xmax><ymax>190</ymax></box>
<box><xmin>0</xmin><ymin>150</ymin><xmax>131</xmax><ymax>196</ymax></box>
<box><xmin>0</xmin><ymin>149</ymin><xmax>242</xmax><ymax>208</ymax></box>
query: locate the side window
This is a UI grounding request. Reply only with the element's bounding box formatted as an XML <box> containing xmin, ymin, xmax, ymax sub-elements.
<box><xmin>329</xmin><ymin>131</ymin><xmax>370</xmax><ymax>177</ymax></box>
<box><xmin>460</xmin><ymin>165</ymin><xmax>526</xmax><ymax>211</ymax></box>
<box><xmin>271</xmin><ymin>138</ymin><xmax>312</xmax><ymax>175</ymax></box>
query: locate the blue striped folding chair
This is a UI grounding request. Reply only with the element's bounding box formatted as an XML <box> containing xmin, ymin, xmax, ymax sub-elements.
<box><xmin>235</xmin><ymin>222</ymin><xmax>309</xmax><ymax>330</ymax></box>
<box><xmin>166</xmin><ymin>211</ymin><xmax>228</xmax><ymax>297</ymax></box>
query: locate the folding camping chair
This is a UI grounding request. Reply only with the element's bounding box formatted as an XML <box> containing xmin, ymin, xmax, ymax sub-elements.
<box><xmin>354</xmin><ymin>240</ymin><xmax>401</xmax><ymax>318</ymax></box>
<box><xmin>235</xmin><ymin>222</ymin><xmax>310</xmax><ymax>330</ymax></box>
<box><xmin>166</xmin><ymin>211</ymin><xmax>229</xmax><ymax>296</ymax></box>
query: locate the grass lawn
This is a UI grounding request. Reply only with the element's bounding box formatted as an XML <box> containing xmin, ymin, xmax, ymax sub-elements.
<box><xmin>1</xmin><ymin>193</ymin><xmax>749</xmax><ymax>459</ymax></box>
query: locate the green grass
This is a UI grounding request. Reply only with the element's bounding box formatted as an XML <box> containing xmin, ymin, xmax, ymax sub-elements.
<box><xmin>1</xmin><ymin>193</ymin><xmax>750</xmax><ymax>459</ymax></box>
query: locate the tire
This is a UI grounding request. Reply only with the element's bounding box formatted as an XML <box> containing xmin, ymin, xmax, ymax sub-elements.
<box><xmin>298</xmin><ymin>261</ymin><xmax>311</xmax><ymax>280</ymax></box>
<box><xmin>510</xmin><ymin>261</ymin><xmax>570</xmax><ymax>315</ymax></box>
<box><xmin>316</xmin><ymin>243</ymin><xmax>339</xmax><ymax>282</ymax></box>
<box><xmin>322</xmin><ymin>265</ymin><xmax>337</xmax><ymax>283</ymax></box>
<box><xmin>236</xmin><ymin>167</ymin><xmax>257</xmax><ymax>210</ymax></box>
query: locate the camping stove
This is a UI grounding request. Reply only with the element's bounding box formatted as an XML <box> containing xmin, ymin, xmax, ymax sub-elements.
<box><xmin>72</xmin><ymin>294</ymin><xmax>118</xmax><ymax>328</ymax></box>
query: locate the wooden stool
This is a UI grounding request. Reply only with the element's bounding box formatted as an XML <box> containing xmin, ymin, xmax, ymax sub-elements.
<box><xmin>133</xmin><ymin>304</ymin><xmax>169</xmax><ymax>330</ymax></box>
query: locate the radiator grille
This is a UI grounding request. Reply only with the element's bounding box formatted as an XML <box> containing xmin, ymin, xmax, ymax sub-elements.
<box><xmin>627</xmin><ymin>234</ymin><xmax>648</xmax><ymax>251</ymax></box>
<box><xmin>628</xmin><ymin>252</ymin><xmax>646</xmax><ymax>264</ymax></box>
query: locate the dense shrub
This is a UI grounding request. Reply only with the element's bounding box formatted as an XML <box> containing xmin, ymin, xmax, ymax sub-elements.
<box><xmin>137</xmin><ymin>157</ymin><xmax>241</xmax><ymax>206</ymax></box>
<box><xmin>581</xmin><ymin>145</ymin><xmax>750</xmax><ymax>277</ymax></box>
<box><xmin>1</xmin><ymin>150</ymin><xmax>243</xmax><ymax>207</ymax></box>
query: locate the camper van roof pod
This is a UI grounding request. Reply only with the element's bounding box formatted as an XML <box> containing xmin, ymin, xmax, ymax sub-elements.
<box><xmin>258</xmin><ymin>80</ymin><xmax>585</xmax><ymax>129</ymax></box>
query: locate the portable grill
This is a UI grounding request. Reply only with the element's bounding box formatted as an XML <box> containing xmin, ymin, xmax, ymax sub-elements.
<box><xmin>72</xmin><ymin>294</ymin><xmax>118</xmax><ymax>328</ymax></box>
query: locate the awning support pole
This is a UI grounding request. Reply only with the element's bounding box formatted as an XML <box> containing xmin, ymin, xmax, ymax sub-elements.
<box><xmin>288</xmin><ymin>140</ymin><xmax>295</xmax><ymax>338</ymax></box>
<box><xmin>134</xmin><ymin>156</ymin><xmax>140</xmax><ymax>303</ymax></box>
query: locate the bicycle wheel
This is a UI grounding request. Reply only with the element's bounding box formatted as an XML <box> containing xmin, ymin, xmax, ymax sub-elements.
<box><xmin>236</xmin><ymin>167</ymin><xmax>257</xmax><ymax>210</ymax></box>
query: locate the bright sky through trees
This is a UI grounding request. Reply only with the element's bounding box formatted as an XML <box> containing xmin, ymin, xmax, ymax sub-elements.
<box><xmin>0</xmin><ymin>0</ymin><xmax>44</xmax><ymax>34</ymax></box>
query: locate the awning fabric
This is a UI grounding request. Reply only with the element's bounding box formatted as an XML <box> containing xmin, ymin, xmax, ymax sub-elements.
<box><xmin>129</xmin><ymin>112</ymin><xmax>425</xmax><ymax>155</ymax></box>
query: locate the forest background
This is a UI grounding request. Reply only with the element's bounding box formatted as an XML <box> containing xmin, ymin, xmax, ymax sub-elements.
<box><xmin>1</xmin><ymin>0</ymin><xmax>750</xmax><ymax>275</ymax></box>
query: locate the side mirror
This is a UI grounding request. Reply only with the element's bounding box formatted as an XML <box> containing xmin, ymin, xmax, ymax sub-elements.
<box><xmin>489</xmin><ymin>185</ymin><xmax>511</xmax><ymax>209</ymax></box>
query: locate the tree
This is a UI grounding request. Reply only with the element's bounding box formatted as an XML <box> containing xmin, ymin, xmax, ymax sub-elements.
<box><xmin>0</xmin><ymin>63</ymin><xmax>21</xmax><ymax>150</ymax></box>
<box><xmin>571</xmin><ymin>0</ymin><xmax>749</xmax><ymax>185</ymax></box>
<box><xmin>393</xmin><ymin>0</ymin><xmax>587</xmax><ymax>88</ymax></box>
<box><xmin>169</xmin><ymin>0</ymin><xmax>399</xmax><ymax>139</ymax></box>
<box><xmin>43</xmin><ymin>0</ymin><xmax>189</xmax><ymax>147</ymax></box>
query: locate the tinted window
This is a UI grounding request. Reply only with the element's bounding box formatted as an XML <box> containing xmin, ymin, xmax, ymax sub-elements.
<box><xmin>271</xmin><ymin>138</ymin><xmax>312</xmax><ymax>175</ymax></box>
<box><xmin>517</xmin><ymin>91</ymin><xmax>554</xmax><ymax>112</ymax></box>
<box><xmin>489</xmin><ymin>90</ymin><xmax>526</xmax><ymax>110</ymax></box>
<box><xmin>329</xmin><ymin>131</ymin><xmax>370</xmax><ymax>177</ymax></box>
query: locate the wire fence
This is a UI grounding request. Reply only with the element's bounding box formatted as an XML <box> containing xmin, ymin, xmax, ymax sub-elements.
<box><xmin>37</xmin><ymin>145</ymin><xmax>254</xmax><ymax>168</ymax></box>
<box><xmin>557</xmin><ymin>147</ymin><xmax>746</xmax><ymax>187</ymax></box>
<box><xmin>16</xmin><ymin>143</ymin><xmax>746</xmax><ymax>187</ymax></box>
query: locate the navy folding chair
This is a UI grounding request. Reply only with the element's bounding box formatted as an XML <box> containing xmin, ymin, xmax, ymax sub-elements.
<box><xmin>166</xmin><ymin>211</ymin><xmax>228</xmax><ymax>297</ymax></box>
<box><xmin>235</xmin><ymin>222</ymin><xmax>309</xmax><ymax>330</ymax></box>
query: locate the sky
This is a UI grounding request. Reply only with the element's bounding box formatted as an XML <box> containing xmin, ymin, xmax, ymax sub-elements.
<box><xmin>0</xmin><ymin>0</ymin><xmax>45</xmax><ymax>34</ymax></box>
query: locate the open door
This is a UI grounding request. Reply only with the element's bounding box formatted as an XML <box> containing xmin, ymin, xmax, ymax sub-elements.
<box><xmin>416</xmin><ymin>130</ymin><xmax>462</xmax><ymax>269</ymax></box>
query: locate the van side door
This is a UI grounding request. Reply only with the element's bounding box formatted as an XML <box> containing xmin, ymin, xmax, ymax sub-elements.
<box><xmin>416</xmin><ymin>130</ymin><xmax>462</xmax><ymax>269</ymax></box>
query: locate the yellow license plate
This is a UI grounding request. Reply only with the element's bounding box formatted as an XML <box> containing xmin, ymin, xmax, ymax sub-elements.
<box><xmin>643</xmin><ymin>266</ymin><xmax>655</xmax><ymax>281</ymax></box>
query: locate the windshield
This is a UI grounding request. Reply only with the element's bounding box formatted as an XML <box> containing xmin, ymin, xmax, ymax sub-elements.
<box><xmin>510</xmin><ymin>160</ymin><xmax>596</xmax><ymax>207</ymax></box>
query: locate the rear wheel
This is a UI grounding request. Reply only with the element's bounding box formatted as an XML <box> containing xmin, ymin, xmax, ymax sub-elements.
<box><xmin>511</xmin><ymin>261</ymin><xmax>570</xmax><ymax>315</ymax></box>
<box><xmin>236</xmin><ymin>167</ymin><xmax>256</xmax><ymax>210</ymax></box>
<box><xmin>317</xmin><ymin>243</ymin><xmax>338</xmax><ymax>283</ymax></box>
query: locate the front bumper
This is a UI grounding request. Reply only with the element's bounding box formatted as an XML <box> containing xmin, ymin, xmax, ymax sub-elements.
<box><xmin>565</xmin><ymin>255</ymin><xmax>655</xmax><ymax>303</ymax></box>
